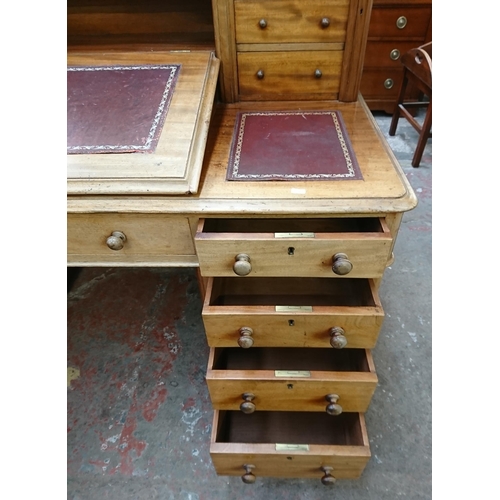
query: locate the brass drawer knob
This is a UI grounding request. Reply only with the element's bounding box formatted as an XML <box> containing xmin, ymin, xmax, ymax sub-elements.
<box><xmin>320</xmin><ymin>466</ymin><xmax>337</xmax><ymax>485</ymax></box>
<box><xmin>242</xmin><ymin>464</ymin><xmax>256</xmax><ymax>484</ymax></box>
<box><xmin>321</xmin><ymin>17</ymin><xmax>330</xmax><ymax>28</ymax></box>
<box><xmin>238</xmin><ymin>327</ymin><xmax>254</xmax><ymax>348</ymax></box>
<box><xmin>233</xmin><ymin>253</ymin><xmax>252</xmax><ymax>276</ymax></box>
<box><xmin>106</xmin><ymin>231</ymin><xmax>127</xmax><ymax>251</ymax></box>
<box><xmin>240</xmin><ymin>393</ymin><xmax>256</xmax><ymax>414</ymax></box>
<box><xmin>259</xmin><ymin>19</ymin><xmax>267</xmax><ymax>29</ymax></box>
<box><xmin>329</xmin><ymin>327</ymin><xmax>347</xmax><ymax>349</ymax></box>
<box><xmin>396</xmin><ymin>16</ymin><xmax>407</xmax><ymax>29</ymax></box>
<box><xmin>390</xmin><ymin>49</ymin><xmax>401</xmax><ymax>60</ymax></box>
<box><xmin>256</xmin><ymin>69</ymin><xmax>265</xmax><ymax>80</ymax></box>
<box><xmin>325</xmin><ymin>394</ymin><xmax>342</xmax><ymax>416</ymax></box>
<box><xmin>332</xmin><ymin>253</ymin><xmax>352</xmax><ymax>275</ymax></box>
<box><xmin>384</xmin><ymin>78</ymin><xmax>394</xmax><ymax>90</ymax></box>
<box><xmin>314</xmin><ymin>69</ymin><xmax>322</xmax><ymax>78</ymax></box>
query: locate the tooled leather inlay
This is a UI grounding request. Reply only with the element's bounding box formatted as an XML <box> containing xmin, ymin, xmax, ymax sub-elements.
<box><xmin>226</xmin><ymin>111</ymin><xmax>363</xmax><ymax>181</ymax></box>
<box><xmin>67</xmin><ymin>65</ymin><xmax>180</xmax><ymax>154</ymax></box>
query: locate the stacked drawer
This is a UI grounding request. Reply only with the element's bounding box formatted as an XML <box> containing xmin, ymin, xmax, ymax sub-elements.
<box><xmin>360</xmin><ymin>0</ymin><xmax>432</xmax><ymax>112</ymax></box>
<box><xmin>234</xmin><ymin>0</ymin><xmax>350</xmax><ymax>101</ymax></box>
<box><xmin>194</xmin><ymin>216</ymin><xmax>392</xmax><ymax>484</ymax></box>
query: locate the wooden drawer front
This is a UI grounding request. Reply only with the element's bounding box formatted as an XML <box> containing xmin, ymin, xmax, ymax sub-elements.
<box><xmin>207</xmin><ymin>348</ymin><xmax>377</xmax><ymax>413</ymax></box>
<box><xmin>368</xmin><ymin>7</ymin><xmax>432</xmax><ymax>39</ymax></box>
<box><xmin>234</xmin><ymin>0</ymin><xmax>349</xmax><ymax>44</ymax></box>
<box><xmin>363</xmin><ymin>41</ymin><xmax>422</xmax><ymax>69</ymax></box>
<box><xmin>203</xmin><ymin>277</ymin><xmax>384</xmax><ymax>349</ymax></box>
<box><xmin>237</xmin><ymin>51</ymin><xmax>343</xmax><ymax>100</ymax></box>
<box><xmin>360</xmin><ymin>68</ymin><xmax>421</xmax><ymax>100</ymax></box>
<box><xmin>211</xmin><ymin>411</ymin><xmax>370</xmax><ymax>480</ymax></box>
<box><xmin>195</xmin><ymin>218</ymin><xmax>392</xmax><ymax>278</ymax></box>
<box><xmin>67</xmin><ymin>214</ymin><xmax>196</xmax><ymax>263</ymax></box>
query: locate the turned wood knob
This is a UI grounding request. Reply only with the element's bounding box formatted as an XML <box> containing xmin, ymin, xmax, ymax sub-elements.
<box><xmin>329</xmin><ymin>327</ymin><xmax>347</xmax><ymax>349</ymax></box>
<box><xmin>320</xmin><ymin>466</ymin><xmax>336</xmax><ymax>485</ymax></box>
<box><xmin>233</xmin><ymin>254</ymin><xmax>252</xmax><ymax>276</ymax></box>
<box><xmin>259</xmin><ymin>19</ymin><xmax>267</xmax><ymax>29</ymax></box>
<box><xmin>256</xmin><ymin>70</ymin><xmax>265</xmax><ymax>79</ymax></box>
<box><xmin>106</xmin><ymin>231</ymin><xmax>127</xmax><ymax>251</ymax></box>
<box><xmin>240</xmin><ymin>393</ymin><xmax>256</xmax><ymax>414</ymax></box>
<box><xmin>242</xmin><ymin>464</ymin><xmax>256</xmax><ymax>484</ymax></box>
<box><xmin>238</xmin><ymin>327</ymin><xmax>254</xmax><ymax>348</ymax></box>
<box><xmin>314</xmin><ymin>69</ymin><xmax>322</xmax><ymax>78</ymax></box>
<box><xmin>325</xmin><ymin>394</ymin><xmax>342</xmax><ymax>416</ymax></box>
<box><xmin>332</xmin><ymin>253</ymin><xmax>352</xmax><ymax>275</ymax></box>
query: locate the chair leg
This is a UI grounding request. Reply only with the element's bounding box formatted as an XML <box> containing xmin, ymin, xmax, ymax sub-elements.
<box><xmin>411</xmin><ymin>99</ymin><xmax>432</xmax><ymax>168</ymax></box>
<box><xmin>389</xmin><ymin>72</ymin><xmax>409</xmax><ymax>136</ymax></box>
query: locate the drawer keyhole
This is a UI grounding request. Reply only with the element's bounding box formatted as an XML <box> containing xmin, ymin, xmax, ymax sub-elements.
<box><xmin>287</xmin><ymin>384</ymin><xmax>294</xmax><ymax>389</ymax></box>
<box><xmin>288</xmin><ymin>320</ymin><xmax>295</xmax><ymax>326</ymax></box>
<box><xmin>288</xmin><ymin>247</ymin><xmax>295</xmax><ymax>255</ymax></box>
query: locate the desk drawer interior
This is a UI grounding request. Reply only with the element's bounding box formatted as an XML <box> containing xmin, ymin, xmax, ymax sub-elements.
<box><xmin>208</xmin><ymin>278</ymin><xmax>377</xmax><ymax>307</ymax></box>
<box><xmin>216</xmin><ymin>411</ymin><xmax>364</xmax><ymax>446</ymax></box>
<box><xmin>212</xmin><ymin>347</ymin><xmax>371</xmax><ymax>372</ymax></box>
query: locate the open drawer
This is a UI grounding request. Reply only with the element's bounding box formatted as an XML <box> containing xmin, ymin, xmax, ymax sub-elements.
<box><xmin>202</xmin><ymin>277</ymin><xmax>384</xmax><ymax>348</ymax></box>
<box><xmin>206</xmin><ymin>347</ymin><xmax>377</xmax><ymax>413</ymax></box>
<box><xmin>210</xmin><ymin>410</ymin><xmax>371</xmax><ymax>483</ymax></box>
<box><xmin>195</xmin><ymin>218</ymin><xmax>393</xmax><ymax>278</ymax></box>
<box><xmin>67</xmin><ymin>50</ymin><xmax>219</xmax><ymax>195</ymax></box>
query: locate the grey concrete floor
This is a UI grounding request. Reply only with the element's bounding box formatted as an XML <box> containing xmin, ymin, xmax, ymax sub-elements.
<box><xmin>67</xmin><ymin>110</ymin><xmax>432</xmax><ymax>500</ymax></box>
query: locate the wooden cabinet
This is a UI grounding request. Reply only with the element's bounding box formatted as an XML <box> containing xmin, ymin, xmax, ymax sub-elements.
<box><xmin>360</xmin><ymin>0</ymin><xmax>432</xmax><ymax>112</ymax></box>
<box><xmin>67</xmin><ymin>0</ymin><xmax>417</xmax><ymax>487</ymax></box>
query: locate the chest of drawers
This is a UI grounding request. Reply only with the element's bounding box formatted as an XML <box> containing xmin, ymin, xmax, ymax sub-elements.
<box><xmin>67</xmin><ymin>0</ymin><xmax>417</xmax><ymax>487</ymax></box>
<box><xmin>360</xmin><ymin>0</ymin><xmax>432</xmax><ymax>112</ymax></box>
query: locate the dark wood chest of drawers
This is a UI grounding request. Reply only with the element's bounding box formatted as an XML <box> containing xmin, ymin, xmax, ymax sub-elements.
<box><xmin>360</xmin><ymin>0</ymin><xmax>432</xmax><ymax>113</ymax></box>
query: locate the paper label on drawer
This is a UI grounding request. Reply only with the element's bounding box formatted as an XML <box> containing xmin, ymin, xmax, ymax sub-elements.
<box><xmin>275</xmin><ymin>306</ymin><xmax>313</xmax><ymax>312</ymax></box>
<box><xmin>275</xmin><ymin>370</ymin><xmax>311</xmax><ymax>378</ymax></box>
<box><xmin>275</xmin><ymin>444</ymin><xmax>310</xmax><ymax>452</ymax></box>
<box><xmin>274</xmin><ymin>232</ymin><xmax>315</xmax><ymax>238</ymax></box>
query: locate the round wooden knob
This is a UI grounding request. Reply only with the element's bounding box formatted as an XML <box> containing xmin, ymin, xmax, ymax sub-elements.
<box><xmin>106</xmin><ymin>231</ymin><xmax>127</xmax><ymax>251</ymax></box>
<box><xmin>329</xmin><ymin>327</ymin><xmax>347</xmax><ymax>349</ymax></box>
<box><xmin>233</xmin><ymin>254</ymin><xmax>252</xmax><ymax>276</ymax></box>
<box><xmin>256</xmin><ymin>70</ymin><xmax>264</xmax><ymax>80</ymax></box>
<box><xmin>314</xmin><ymin>69</ymin><xmax>322</xmax><ymax>78</ymax></box>
<box><xmin>321</xmin><ymin>17</ymin><xmax>330</xmax><ymax>28</ymax></box>
<box><xmin>259</xmin><ymin>19</ymin><xmax>267</xmax><ymax>29</ymax></box>
<box><xmin>332</xmin><ymin>253</ymin><xmax>352</xmax><ymax>275</ymax></box>
<box><xmin>325</xmin><ymin>394</ymin><xmax>342</xmax><ymax>416</ymax></box>
<box><xmin>320</xmin><ymin>466</ymin><xmax>336</xmax><ymax>485</ymax></box>
<box><xmin>242</xmin><ymin>464</ymin><xmax>256</xmax><ymax>484</ymax></box>
<box><xmin>240</xmin><ymin>393</ymin><xmax>256</xmax><ymax>414</ymax></box>
<box><xmin>238</xmin><ymin>327</ymin><xmax>254</xmax><ymax>348</ymax></box>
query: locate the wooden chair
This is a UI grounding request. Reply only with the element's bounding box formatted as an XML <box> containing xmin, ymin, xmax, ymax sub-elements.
<box><xmin>389</xmin><ymin>42</ymin><xmax>432</xmax><ymax>168</ymax></box>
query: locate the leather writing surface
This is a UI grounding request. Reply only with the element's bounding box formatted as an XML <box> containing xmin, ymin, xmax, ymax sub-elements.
<box><xmin>226</xmin><ymin>111</ymin><xmax>363</xmax><ymax>181</ymax></box>
<box><xmin>67</xmin><ymin>65</ymin><xmax>180</xmax><ymax>154</ymax></box>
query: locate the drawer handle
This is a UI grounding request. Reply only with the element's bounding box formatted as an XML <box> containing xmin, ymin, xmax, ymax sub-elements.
<box><xmin>106</xmin><ymin>231</ymin><xmax>127</xmax><ymax>251</ymax></box>
<box><xmin>321</xmin><ymin>17</ymin><xmax>330</xmax><ymax>28</ymax></box>
<box><xmin>242</xmin><ymin>464</ymin><xmax>256</xmax><ymax>484</ymax></box>
<box><xmin>259</xmin><ymin>19</ymin><xmax>267</xmax><ymax>29</ymax></box>
<box><xmin>332</xmin><ymin>253</ymin><xmax>352</xmax><ymax>275</ymax></box>
<box><xmin>320</xmin><ymin>466</ymin><xmax>337</xmax><ymax>486</ymax></box>
<box><xmin>396</xmin><ymin>16</ymin><xmax>407</xmax><ymax>29</ymax></box>
<box><xmin>256</xmin><ymin>69</ymin><xmax>265</xmax><ymax>80</ymax></box>
<box><xmin>329</xmin><ymin>327</ymin><xmax>347</xmax><ymax>349</ymax></box>
<box><xmin>238</xmin><ymin>327</ymin><xmax>254</xmax><ymax>348</ymax></box>
<box><xmin>314</xmin><ymin>69</ymin><xmax>322</xmax><ymax>79</ymax></box>
<box><xmin>240</xmin><ymin>392</ymin><xmax>256</xmax><ymax>414</ymax></box>
<box><xmin>325</xmin><ymin>394</ymin><xmax>342</xmax><ymax>416</ymax></box>
<box><xmin>390</xmin><ymin>49</ymin><xmax>401</xmax><ymax>60</ymax></box>
<box><xmin>384</xmin><ymin>78</ymin><xmax>394</xmax><ymax>89</ymax></box>
<box><xmin>233</xmin><ymin>253</ymin><xmax>252</xmax><ymax>276</ymax></box>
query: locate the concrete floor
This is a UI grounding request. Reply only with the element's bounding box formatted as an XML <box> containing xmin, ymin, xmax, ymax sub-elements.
<box><xmin>67</xmin><ymin>110</ymin><xmax>432</xmax><ymax>500</ymax></box>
